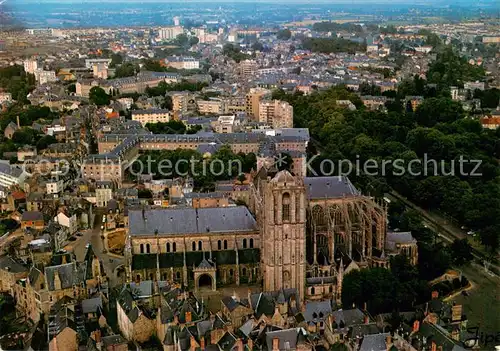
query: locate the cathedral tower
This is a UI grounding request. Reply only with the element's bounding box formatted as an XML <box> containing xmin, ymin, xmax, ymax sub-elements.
<box><xmin>261</xmin><ymin>170</ymin><xmax>306</xmax><ymax>301</ymax></box>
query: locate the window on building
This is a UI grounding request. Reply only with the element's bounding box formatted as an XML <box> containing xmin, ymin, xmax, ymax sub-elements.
<box><xmin>198</xmin><ymin>241</ymin><xmax>202</xmax><ymax>251</ymax></box>
<box><xmin>173</xmin><ymin>242</ymin><xmax>176</xmax><ymax>252</ymax></box>
<box><xmin>282</xmin><ymin>193</ymin><xmax>291</xmax><ymax>222</ymax></box>
<box><xmin>146</xmin><ymin>244</ymin><xmax>151</xmax><ymax>254</ymax></box>
<box><xmin>311</xmin><ymin>287</ymin><xmax>315</xmax><ymax>295</ymax></box>
<box><xmin>218</xmin><ymin>240</ymin><xmax>222</xmax><ymax>250</ymax></box>
<box><xmin>229</xmin><ymin>269</ymin><xmax>234</xmax><ymax>277</ymax></box>
<box><xmin>140</xmin><ymin>244</ymin><xmax>144</xmax><ymax>253</ymax></box>
<box><xmin>176</xmin><ymin>272</ymin><xmax>181</xmax><ymax>280</ymax></box>
<box><xmin>192</xmin><ymin>241</ymin><xmax>196</xmax><ymax>251</ymax></box>
<box><xmin>243</xmin><ymin>238</ymin><xmax>247</xmax><ymax>249</ymax></box>
<box><xmin>166</xmin><ymin>243</ymin><xmax>171</xmax><ymax>252</ymax></box>
<box><xmin>224</xmin><ymin>240</ymin><xmax>228</xmax><ymax>249</ymax></box>
<box><xmin>242</xmin><ymin>268</ymin><xmax>247</xmax><ymax>276</ymax></box>
<box><xmin>312</xmin><ymin>312</ymin><xmax>317</xmax><ymax>319</ymax></box>
<box><xmin>250</xmin><ymin>238</ymin><xmax>254</xmax><ymax>248</ymax></box>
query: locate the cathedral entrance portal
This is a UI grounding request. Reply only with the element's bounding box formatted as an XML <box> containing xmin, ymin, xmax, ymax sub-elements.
<box><xmin>197</xmin><ymin>274</ymin><xmax>214</xmax><ymax>291</ymax></box>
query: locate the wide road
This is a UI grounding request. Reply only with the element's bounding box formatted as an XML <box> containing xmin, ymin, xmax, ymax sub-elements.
<box><xmin>386</xmin><ymin>192</ymin><xmax>500</xmax><ymax>276</ymax></box>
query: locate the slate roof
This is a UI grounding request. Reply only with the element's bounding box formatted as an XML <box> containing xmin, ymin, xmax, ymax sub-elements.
<box><xmin>101</xmin><ymin>335</ymin><xmax>127</xmax><ymax>347</ymax></box>
<box><xmin>45</xmin><ymin>262</ymin><xmax>85</xmax><ymax>291</ymax></box>
<box><xmin>0</xmin><ymin>255</ymin><xmax>28</xmax><ymax>273</ymax></box>
<box><xmin>331</xmin><ymin>308</ymin><xmax>365</xmax><ymax>327</ymax></box>
<box><xmin>359</xmin><ymin>333</ymin><xmax>390</xmax><ymax>351</ymax></box>
<box><xmin>386</xmin><ymin>232</ymin><xmax>417</xmax><ymax>251</ymax></box>
<box><xmin>222</xmin><ymin>296</ymin><xmax>248</xmax><ymax>312</ymax></box>
<box><xmin>28</xmin><ymin>266</ymin><xmax>43</xmax><ymax>286</ymax></box>
<box><xmin>81</xmin><ymin>296</ymin><xmax>103</xmax><ymax>314</ymax></box>
<box><xmin>130</xmin><ymin>280</ymin><xmax>154</xmax><ymax>298</ymax></box>
<box><xmin>304</xmin><ymin>300</ymin><xmax>333</xmax><ymax>322</ymax></box>
<box><xmin>217</xmin><ymin>331</ymin><xmax>238</xmax><ymax>350</ymax></box>
<box><xmin>265</xmin><ymin>328</ymin><xmax>308</xmax><ymax>350</ymax></box>
<box><xmin>129</xmin><ymin>206</ymin><xmax>257</xmax><ymax>236</ymax></box>
<box><xmin>304</xmin><ymin>176</ymin><xmax>360</xmax><ymax>199</ymax></box>
<box><xmin>250</xmin><ymin>288</ymin><xmax>299</xmax><ymax>318</ymax></box>
<box><xmin>197</xmin><ymin>143</ymin><xmax>222</xmax><ymax>155</ymax></box>
<box><xmin>21</xmin><ymin>211</ymin><xmax>44</xmax><ymax>221</ymax></box>
<box><xmin>417</xmin><ymin>322</ymin><xmax>467</xmax><ymax>351</ymax></box>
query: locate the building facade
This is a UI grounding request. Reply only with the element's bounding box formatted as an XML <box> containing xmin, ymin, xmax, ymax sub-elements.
<box><xmin>125</xmin><ymin>170</ymin><xmax>389</xmax><ymax>302</ymax></box>
<box><xmin>258</xmin><ymin>100</ymin><xmax>294</xmax><ymax>128</ymax></box>
<box><xmin>131</xmin><ymin>109</ymin><xmax>171</xmax><ymax>126</ymax></box>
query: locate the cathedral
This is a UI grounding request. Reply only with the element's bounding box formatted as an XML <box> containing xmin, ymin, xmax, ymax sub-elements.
<box><xmin>125</xmin><ymin>169</ymin><xmax>389</xmax><ymax>302</ymax></box>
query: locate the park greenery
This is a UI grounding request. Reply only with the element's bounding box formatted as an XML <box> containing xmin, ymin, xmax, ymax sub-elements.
<box><xmin>130</xmin><ymin>146</ymin><xmax>256</xmax><ymax>191</ymax></box>
<box><xmin>427</xmin><ymin>46</ymin><xmax>485</xmax><ymax>89</ymax></box>
<box><xmin>113</xmin><ymin>62</ymin><xmax>139</xmax><ymax>78</ymax></box>
<box><xmin>301</xmin><ymin>37</ymin><xmax>366</xmax><ymax>54</ymax></box>
<box><xmin>312</xmin><ymin>22</ymin><xmax>364</xmax><ymax>34</ymax></box>
<box><xmin>145</xmin><ymin>80</ymin><xmax>208</xmax><ymax>97</ymax></box>
<box><xmin>145</xmin><ymin>120</ymin><xmax>202</xmax><ymax>134</ymax></box>
<box><xmin>273</xmin><ymin>48</ymin><xmax>499</xmax><ymax>254</ymax></box>
<box><xmin>141</xmin><ymin>59</ymin><xmax>204</xmax><ymax>75</ymax></box>
<box><xmin>342</xmin><ymin>200</ymin><xmax>473</xmax><ymax>316</ymax></box>
<box><xmin>89</xmin><ymin>86</ymin><xmax>111</xmax><ymax>106</ymax></box>
<box><xmin>276</xmin><ymin>29</ymin><xmax>292</xmax><ymax>40</ymax></box>
<box><xmin>0</xmin><ymin>65</ymin><xmax>36</xmax><ymax>104</ymax></box>
<box><xmin>222</xmin><ymin>44</ymin><xmax>253</xmax><ymax>63</ymax></box>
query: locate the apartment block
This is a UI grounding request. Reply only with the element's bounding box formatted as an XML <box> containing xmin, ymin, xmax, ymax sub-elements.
<box><xmin>258</xmin><ymin>100</ymin><xmax>294</xmax><ymax>128</ymax></box>
<box><xmin>158</xmin><ymin>26</ymin><xmax>184</xmax><ymax>40</ymax></box>
<box><xmin>245</xmin><ymin>88</ymin><xmax>271</xmax><ymax>120</ymax></box>
<box><xmin>131</xmin><ymin>109</ymin><xmax>171</xmax><ymax>126</ymax></box>
<box><xmin>164</xmin><ymin>56</ymin><xmax>200</xmax><ymax>70</ymax></box>
<box><xmin>23</xmin><ymin>59</ymin><xmax>38</xmax><ymax>74</ymax></box>
<box><xmin>239</xmin><ymin>59</ymin><xmax>259</xmax><ymax>76</ymax></box>
<box><xmin>197</xmin><ymin>99</ymin><xmax>224</xmax><ymax>115</ymax></box>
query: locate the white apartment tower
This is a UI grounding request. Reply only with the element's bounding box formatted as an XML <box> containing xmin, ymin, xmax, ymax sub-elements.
<box><xmin>23</xmin><ymin>59</ymin><xmax>38</xmax><ymax>74</ymax></box>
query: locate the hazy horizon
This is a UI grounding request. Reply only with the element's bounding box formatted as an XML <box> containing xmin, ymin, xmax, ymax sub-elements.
<box><xmin>7</xmin><ymin>0</ymin><xmax>500</xmax><ymax>4</ymax></box>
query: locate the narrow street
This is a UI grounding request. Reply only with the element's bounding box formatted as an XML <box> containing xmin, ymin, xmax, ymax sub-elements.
<box><xmin>67</xmin><ymin>214</ymin><xmax>125</xmax><ymax>287</ymax></box>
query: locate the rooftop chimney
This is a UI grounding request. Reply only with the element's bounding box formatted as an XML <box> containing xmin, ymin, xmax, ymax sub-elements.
<box><xmin>385</xmin><ymin>335</ymin><xmax>392</xmax><ymax>351</ymax></box>
<box><xmin>272</xmin><ymin>337</ymin><xmax>280</xmax><ymax>351</ymax></box>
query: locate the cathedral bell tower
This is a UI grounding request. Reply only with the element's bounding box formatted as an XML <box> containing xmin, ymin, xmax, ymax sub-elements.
<box><xmin>261</xmin><ymin>170</ymin><xmax>306</xmax><ymax>301</ymax></box>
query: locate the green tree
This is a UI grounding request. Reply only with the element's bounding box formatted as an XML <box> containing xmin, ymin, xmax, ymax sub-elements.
<box><xmin>67</xmin><ymin>83</ymin><xmax>76</xmax><ymax>94</ymax></box>
<box><xmin>330</xmin><ymin>342</ymin><xmax>349</xmax><ymax>351</ymax></box>
<box><xmin>89</xmin><ymin>86</ymin><xmax>111</xmax><ymax>106</ymax></box>
<box><xmin>189</xmin><ymin>36</ymin><xmax>199</xmax><ymax>47</ymax></box>
<box><xmin>146</xmin><ymin>120</ymin><xmax>186</xmax><ymax>134</ymax></box>
<box><xmin>12</xmin><ymin>128</ymin><xmax>39</xmax><ymax>145</ymax></box>
<box><xmin>36</xmin><ymin>135</ymin><xmax>57</xmax><ymax>150</ymax></box>
<box><xmin>252</xmin><ymin>41</ymin><xmax>264</xmax><ymax>51</ymax></box>
<box><xmin>449</xmin><ymin>239</ymin><xmax>473</xmax><ymax>266</ymax></box>
<box><xmin>175</xmin><ymin>33</ymin><xmax>189</xmax><ymax>46</ymax></box>
<box><xmin>114</xmin><ymin>62</ymin><xmax>137</xmax><ymax>78</ymax></box>
<box><xmin>223</xmin><ymin>44</ymin><xmax>251</xmax><ymax>63</ymax></box>
<box><xmin>302</xmin><ymin>37</ymin><xmax>365</xmax><ymax>54</ymax></box>
<box><xmin>138</xmin><ymin>189</ymin><xmax>153</xmax><ymax>199</ymax></box>
<box><xmin>277</xmin><ymin>29</ymin><xmax>292</xmax><ymax>40</ymax></box>
<box><xmin>414</xmin><ymin>98</ymin><xmax>464</xmax><ymax>127</ymax></box>
<box><xmin>474</xmin><ymin>88</ymin><xmax>500</xmax><ymax>109</ymax></box>
<box><xmin>110</xmin><ymin>53</ymin><xmax>123</xmax><ymax>68</ymax></box>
